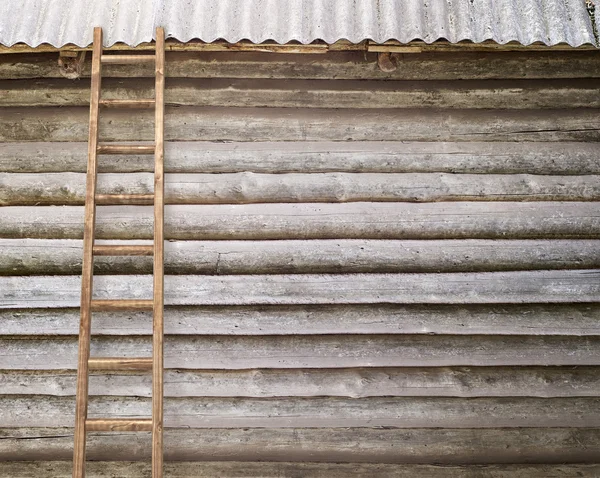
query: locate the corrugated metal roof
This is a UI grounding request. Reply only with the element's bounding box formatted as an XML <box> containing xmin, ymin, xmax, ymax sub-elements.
<box><xmin>0</xmin><ymin>0</ymin><xmax>597</xmax><ymax>48</ymax></box>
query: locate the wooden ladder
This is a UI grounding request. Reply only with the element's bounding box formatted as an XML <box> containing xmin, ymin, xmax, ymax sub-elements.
<box><xmin>73</xmin><ymin>27</ymin><xmax>166</xmax><ymax>478</ymax></box>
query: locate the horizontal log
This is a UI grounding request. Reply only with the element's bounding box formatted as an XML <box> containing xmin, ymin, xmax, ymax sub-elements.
<box><xmin>3</xmin><ymin>239</ymin><xmax>600</xmax><ymax>275</ymax></box>
<box><xmin>3</xmin><ymin>367</ymin><xmax>600</xmax><ymax>398</ymax></box>
<box><xmin>4</xmin><ymin>462</ymin><xmax>600</xmax><ymax>478</ymax></box>
<box><xmin>3</xmin><ymin>396</ymin><xmax>600</xmax><ymax>428</ymax></box>
<box><xmin>2</xmin><ymin>78</ymin><xmax>600</xmax><ymax>109</ymax></box>
<box><xmin>2</xmin><ymin>203</ymin><xmax>599</xmax><ymax>240</ymax></box>
<box><xmin>3</xmin><ymin>172</ymin><xmax>600</xmax><ymax>206</ymax></box>
<box><xmin>2</xmin><ymin>303</ymin><xmax>599</xmax><ymax>336</ymax></box>
<box><xmin>2</xmin><ymin>336</ymin><xmax>599</xmax><ymax>370</ymax></box>
<box><xmin>2</xmin><ymin>141</ymin><xmax>599</xmax><ymax>175</ymax></box>
<box><xmin>1</xmin><ymin>107</ymin><xmax>599</xmax><ymax>142</ymax></box>
<box><xmin>2</xmin><ymin>51</ymin><xmax>600</xmax><ymax>80</ymax></box>
<box><xmin>2</xmin><ymin>427</ymin><xmax>599</xmax><ymax>463</ymax></box>
<box><xmin>2</xmin><ymin>271</ymin><xmax>599</xmax><ymax>309</ymax></box>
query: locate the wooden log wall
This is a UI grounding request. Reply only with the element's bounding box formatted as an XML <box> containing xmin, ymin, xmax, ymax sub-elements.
<box><xmin>0</xmin><ymin>49</ymin><xmax>600</xmax><ymax>475</ymax></box>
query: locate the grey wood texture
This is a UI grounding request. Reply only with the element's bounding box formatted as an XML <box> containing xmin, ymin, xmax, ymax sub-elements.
<box><xmin>1</xmin><ymin>49</ymin><xmax>600</xmax><ymax>466</ymax></box>
<box><xmin>2</xmin><ymin>202</ymin><xmax>599</xmax><ymax>240</ymax></box>
<box><xmin>3</xmin><ymin>78</ymin><xmax>600</xmax><ymax>109</ymax></box>
<box><xmin>3</xmin><ymin>461</ymin><xmax>600</xmax><ymax>478</ymax></box>
<box><xmin>2</xmin><ymin>51</ymin><xmax>600</xmax><ymax>80</ymax></box>
<box><xmin>2</xmin><ymin>367</ymin><xmax>600</xmax><ymax>398</ymax></box>
<box><xmin>2</xmin><ymin>303</ymin><xmax>599</xmax><ymax>335</ymax></box>
<box><xmin>2</xmin><ymin>336</ymin><xmax>599</xmax><ymax>370</ymax></box>
<box><xmin>1</xmin><ymin>271</ymin><xmax>599</xmax><ymax>308</ymax></box>
<box><xmin>2</xmin><ymin>142</ymin><xmax>599</xmax><ymax>174</ymax></box>
<box><xmin>1</xmin><ymin>107</ymin><xmax>599</xmax><ymax>142</ymax></box>
<box><xmin>3</xmin><ymin>172</ymin><xmax>600</xmax><ymax>205</ymax></box>
<box><xmin>2</xmin><ymin>396</ymin><xmax>600</xmax><ymax>428</ymax></box>
<box><xmin>3</xmin><ymin>239</ymin><xmax>600</xmax><ymax>275</ymax></box>
<box><xmin>2</xmin><ymin>427</ymin><xmax>599</xmax><ymax>463</ymax></box>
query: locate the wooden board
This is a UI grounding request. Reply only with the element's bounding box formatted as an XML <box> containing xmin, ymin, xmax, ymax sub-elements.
<box><xmin>3</xmin><ymin>239</ymin><xmax>600</xmax><ymax>275</ymax></box>
<box><xmin>3</xmin><ymin>172</ymin><xmax>600</xmax><ymax>205</ymax></box>
<box><xmin>2</xmin><ymin>51</ymin><xmax>600</xmax><ymax>80</ymax></box>
<box><xmin>2</xmin><ymin>270</ymin><xmax>599</xmax><ymax>308</ymax></box>
<box><xmin>2</xmin><ymin>203</ymin><xmax>599</xmax><ymax>240</ymax></box>
<box><xmin>3</xmin><ymin>78</ymin><xmax>600</xmax><ymax>109</ymax></box>
<box><xmin>2</xmin><ymin>336</ymin><xmax>599</xmax><ymax>370</ymax></box>
<box><xmin>2</xmin><ymin>141</ymin><xmax>599</xmax><ymax>175</ymax></box>
<box><xmin>2</xmin><ymin>396</ymin><xmax>600</xmax><ymax>428</ymax></box>
<box><xmin>3</xmin><ymin>367</ymin><xmax>600</xmax><ymax>398</ymax></box>
<box><xmin>2</xmin><ymin>303</ymin><xmax>599</xmax><ymax>336</ymax></box>
<box><xmin>1</xmin><ymin>107</ymin><xmax>599</xmax><ymax>142</ymax></box>
<box><xmin>2</xmin><ymin>427</ymin><xmax>599</xmax><ymax>463</ymax></box>
<box><xmin>3</xmin><ymin>462</ymin><xmax>600</xmax><ymax>478</ymax></box>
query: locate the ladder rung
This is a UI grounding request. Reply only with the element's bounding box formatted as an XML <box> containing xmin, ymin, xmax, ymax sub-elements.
<box><xmin>101</xmin><ymin>54</ymin><xmax>156</xmax><ymax>64</ymax></box>
<box><xmin>93</xmin><ymin>245</ymin><xmax>154</xmax><ymax>256</ymax></box>
<box><xmin>86</xmin><ymin>418</ymin><xmax>153</xmax><ymax>432</ymax></box>
<box><xmin>90</xmin><ymin>299</ymin><xmax>154</xmax><ymax>311</ymax></box>
<box><xmin>89</xmin><ymin>357</ymin><xmax>153</xmax><ymax>371</ymax></box>
<box><xmin>100</xmin><ymin>99</ymin><xmax>156</xmax><ymax>109</ymax></box>
<box><xmin>97</xmin><ymin>144</ymin><xmax>155</xmax><ymax>155</ymax></box>
<box><xmin>95</xmin><ymin>194</ymin><xmax>154</xmax><ymax>205</ymax></box>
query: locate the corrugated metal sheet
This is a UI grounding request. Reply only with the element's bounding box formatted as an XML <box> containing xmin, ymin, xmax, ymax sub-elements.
<box><xmin>0</xmin><ymin>0</ymin><xmax>597</xmax><ymax>48</ymax></box>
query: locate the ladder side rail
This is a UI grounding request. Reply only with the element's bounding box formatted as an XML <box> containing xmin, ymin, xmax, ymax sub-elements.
<box><xmin>152</xmin><ymin>26</ymin><xmax>166</xmax><ymax>478</ymax></box>
<box><xmin>73</xmin><ymin>26</ymin><xmax>103</xmax><ymax>478</ymax></box>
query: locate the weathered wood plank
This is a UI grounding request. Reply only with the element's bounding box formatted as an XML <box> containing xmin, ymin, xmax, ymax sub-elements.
<box><xmin>2</xmin><ymin>336</ymin><xmax>599</xmax><ymax>370</ymax></box>
<box><xmin>3</xmin><ymin>172</ymin><xmax>600</xmax><ymax>205</ymax></box>
<box><xmin>1</xmin><ymin>427</ymin><xmax>599</xmax><ymax>463</ymax></box>
<box><xmin>1</xmin><ymin>271</ymin><xmax>599</xmax><ymax>309</ymax></box>
<box><xmin>3</xmin><ymin>78</ymin><xmax>600</xmax><ymax>109</ymax></box>
<box><xmin>2</xmin><ymin>51</ymin><xmax>600</xmax><ymax>80</ymax></box>
<box><xmin>2</xmin><ymin>142</ymin><xmax>599</xmax><ymax>175</ymax></box>
<box><xmin>3</xmin><ymin>239</ymin><xmax>600</xmax><ymax>275</ymax></box>
<box><xmin>3</xmin><ymin>367</ymin><xmax>600</xmax><ymax>398</ymax></box>
<box><xmin>2</xmin><ymin>303</ymin><xmax>599</xmax><ymax>336</ymax></box>
<box><xmin>2</xmin><ymin>396</ymin><xmax>599</xmax><ymax>428</ymax></box>
<box><xmin>1</xmin><ymin>107</ymin><xmax>599</xmax><ymax>142</ymax></box>
<box><xmin>4</xmin><ymin>462</ymin><xmax>600</xmax><ymax>478</ymax></box>
<box><xmin>2</xmin><ymin>203</ymin><xmax>599</xmax><ymax>240</ymax></box>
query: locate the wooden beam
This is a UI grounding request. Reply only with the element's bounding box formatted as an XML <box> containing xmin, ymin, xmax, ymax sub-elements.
<box><xmin>2</xmin><ymin>239</ymin><xmax>600</xmax><ymax>275</ymax></box>
<box><xmin>1</xmin><ymin>202</ymin><xmax>599</xmax><ymax>240</ymax></box>
<box><xmin>3</xmin><ymin>395</ymin><xmax>600</xmax><ymax>429</ymax></box>
<box><xmin>1</xmin><ymin>270</ymin><xmax>600</xmax><ymax>309</ymax></box>
<box><xmin>3</xmin><ymin>366</ymin><xmax>600</xmax><ymax>398</ymax></box>
<box><xmin>3</xmin><ymin>462</ymin><xmax>600</xmax><ymax>478</ymax></box>
<box><xmin>2</xmin><ymin>303</ymin><xmax>600</xmax><ymax>336</ymax></box>
<box><xmin>2</xmin><ymin>335</ymin><xmax>600</xmax><ymax>370</ymax></box>
<box><xmin>2</xmin><ymin>427</ymin><xmax>600</xmax><ymax>463</ymax></box>
<box><xmin>4</xmin><ymin>78</ymin><xmax>600</xmax><ymax>109</ymax></box>
<box><xmin>2</xmin><ymin>106</ymin><xmax>599</xmax><ymax>143</ymax></box>
<box><xmin>3</xmin><ymin>172</ymin><xmax>600</xmax><ymax>206</ymax></box>
<box><xmin>2</xmin><ymin>141</ymin><xmax>599</xmax><ymax>175</ymax></box>
<box><xmin>3</xmin><ymin>51</ymin><xmax>600</xmax><ymax>81</ymax></box>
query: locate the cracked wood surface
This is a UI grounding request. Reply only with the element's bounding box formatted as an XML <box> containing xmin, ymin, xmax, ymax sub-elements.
<box><xmin>2</xmin><ymin>142</ymin><xmax>599</xmax><ymax>174</ymax></box>
<box><xmin>1</xmin><ymin>107</ymin><xmax>599</xmax><ymax>142</ymax></box>
<box><xmin>3</xmin><ymin>462</ymin><xmax>600</xmax><ymax>478</ymax></box>
<box><xmin>2</xmin><ymin>303</ymin><xmax>599</xmax><ymax>335</ymax></box>
<box><xmin>3</xmin><ymin>78</ymin><xmax>600</xmax><ymax>109</ymax></box>
<box><xmin>2</xmin><ymin>335</ymin><xmax>599</xmax><ymax>370</ymax></box>
<box><xmin>1</xmin><ymin>427</ymin><xmax>599</xmax><ymax>463</ymax></box>
<box><xmin>2</xmin><ymin>51</ymin><xmax>600</xmax><ymax>80</ymax></box>
<box><xmin>2</xmin><ymin>396</ymin><xmax>600</xmax><ymax>428</ymax></box>
<box><xmin>2</xmin><ymin>239</ymin><xmax>600</xmax><ymax>275</ymax></box>
<box><xmin>2</xmin><ymin>367</ymin><xmax>600</xmax><ymax>398</ymax></box>
<box><xmin>2</xmin><ymin>202</ymin><xmax>599</xmax><ymax>240</ymax></box>
<box><xmin>1</xmin><ymin>271</ymin><xmax>599</xmax><ymax>308</ymax></box>
<box><xmin>3</xmin><ymin>172</ymin><xmax>600</xmax><ymax>205</ymax></box>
